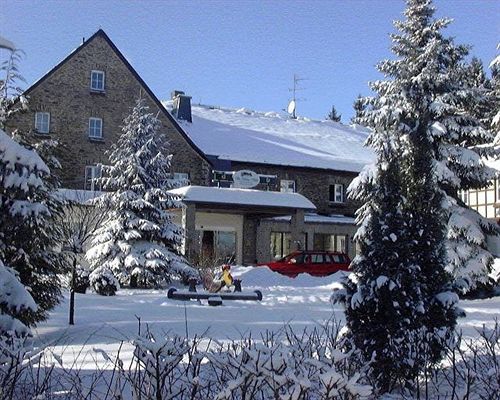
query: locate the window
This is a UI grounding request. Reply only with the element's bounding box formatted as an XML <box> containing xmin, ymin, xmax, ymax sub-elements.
<box><xmin>314</xmin><ymin>233</ymin><xmax>335</xmax><ymax>251</ymax></box>
<box><xmin>35</xmin><ymin>112</ymin><xmax>50</xmax><ymax>134</ymax></box>
<box><xmin>310</xmin><ymin>254</ymin><xmax>324</xmax><ymax>264</ymax></box>
<box><xmin>270</xmin><ymin>232</ymin><xmax>291</xmax><ymax>260</ymax></box>
<box><xmin>90</xmin><ymin>70</ymin><xmax>105</xmax><ymax>91</ymax></box>
<box><xmin>336</xmin><ymin>235</ymin><xmax>347</xmax><ymax>253</ymax></box>
<box><xmin>174</xmin><ymin>172</ymin><xmax>190</xmax><ymax>183</ymax></box>
<box><xmin>329</xmin><ymin>184</ymin><xmax>344</xmax><ymax>203</ymax></box>
<box><xmin>88</xmin><ymin>117</ymin><xmax>103</xmax><ymax>139</ymax></box>
<box><xmin>313</xmin><ymin>233</ymin><xmax>348</xmax><ymax>253</ymax></box>
<box><xmin>329</xmin><ymin>254</ymin><xmax>343</xmax><ymax>263</ymax></box>
<box><xmin>84</xmin><ymin>165</ymin><xmax>101</xmax><ymax>191</ymax></box>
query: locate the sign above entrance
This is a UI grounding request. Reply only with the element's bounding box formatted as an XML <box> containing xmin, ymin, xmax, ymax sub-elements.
<box><xmin>232</xmin><ymin>170</ymin><xmax>260</xmax><ymax>189</ymax></box>
<box><xmin>211</xmin><ymin>169</ymin><xmax>277</xmax><ymax>189</ymax></box>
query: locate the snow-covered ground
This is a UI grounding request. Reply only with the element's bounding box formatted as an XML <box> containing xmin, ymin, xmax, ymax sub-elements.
<box><xmin>34</xmin><ymin>266</ymin><xmax>499</xmax><ymax>369</ymax></box>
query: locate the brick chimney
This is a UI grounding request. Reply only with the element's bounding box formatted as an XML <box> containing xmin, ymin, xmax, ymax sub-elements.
<box><xmin>171</xmin><ymin>90</ymin><xmax>192</xmax><ymax>123</ymax></box>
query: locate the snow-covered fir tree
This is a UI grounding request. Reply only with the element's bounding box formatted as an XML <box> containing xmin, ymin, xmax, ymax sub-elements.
<box><xmin>335</xmin><ymin>0</ymin><xmax>460</xmax><ymax>391</ymax></box>
<box><xmin>0</xmin><ymin>48</ymin><xmax>27</xmax><ymax>130</ymax></box>
<box><xmin>350</xmin><ymin>94</ymin><xmax>366</xmax><ymax>124</ymax></box>
<box><xmin>489</xmin><ymin>45</ymin><xmax>500</xmax><ymax>140</ymax></box>
<box><xmin>1</xmin><ymin>42</ymin><xmax>65</xmax><ymax>325</ymax></box>
<box><xmin>353</xmin><ymin>1</ymin><xmax>497</xmax><ymax>295</ymax></box>
<box><xmin>86</xmin><ymin>97</ymin><xmax>197</xmax><ymax>290</ymax></box>
<box><xmin>0</xmin><ymin>258</ymin><xmax>37</xmax><ymax>337</ymax></box>
<box><xmin>0</xmin><ymin>128</ymin><xmax>63</xmax><ymax>326</ymax></box>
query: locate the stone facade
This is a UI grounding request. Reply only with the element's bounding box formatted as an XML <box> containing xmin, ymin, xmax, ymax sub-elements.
<box><xmin>228</xmin><ymin>161</ymin><xmax>360</xmax><ymax>216</ymax></box>
<box><xmin>7</xmin><ymin>30</ymin><xmax>211</xmax><ymax>189</ymax></box>
<box><xmin>6</xmin><ymin>29</ymin><xmax>363</xmax><ymax>266</ymax></box>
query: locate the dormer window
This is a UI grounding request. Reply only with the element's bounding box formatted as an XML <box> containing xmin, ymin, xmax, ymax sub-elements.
<box><xmin>90</xmin><ymin>70</ymin><xmax>105</xmax><ymax>91</ymax></box>
<box><xmin>35</xmin><ymin>112</ymin><xmax>50</xmax><ymax>134</ymax></box>
<box><xmin>88</xmin><ymin>117</ymin><xmax>103</xmax><ymax>139</ymax></box>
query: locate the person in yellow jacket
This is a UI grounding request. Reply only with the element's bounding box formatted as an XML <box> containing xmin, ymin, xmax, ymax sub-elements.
<box><xmin>214</xmin><ymin>264</ymin><xmax>234</xmax><ymax>293</ymax></box>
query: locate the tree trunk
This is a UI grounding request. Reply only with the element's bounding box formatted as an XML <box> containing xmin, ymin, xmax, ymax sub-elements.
<box><xmin>69</xmin><ymin>255</ymin><xmax>76</xmax><ymax>325</ymax></box>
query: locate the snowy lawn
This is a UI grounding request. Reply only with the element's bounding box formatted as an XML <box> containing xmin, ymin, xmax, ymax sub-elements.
<box><xmin>34</xmin><ymin>266</ymin><xmax>499</xmax><ymax>368</ymax></box>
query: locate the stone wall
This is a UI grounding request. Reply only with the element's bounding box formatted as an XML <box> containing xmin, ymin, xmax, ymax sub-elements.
<box><xmin>7</xmin><ymin>34</ymin><xmax>210</xmax><ymax>189</ymax></box>
<box><xmin>230</xmin><ymin>161</ymin><xmax>360</xmax><ymax>216</ymax></box>
<box><xmin>242</xmin><ymin>217</ymin><xmax>258</xmax><ymax>264</ymax></box>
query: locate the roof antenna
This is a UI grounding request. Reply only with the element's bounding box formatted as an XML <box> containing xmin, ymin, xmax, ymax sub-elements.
<box><xmin>287</xmin><ymin>73</ymin><xmax>307</xmax><ymax>119</ymax></box>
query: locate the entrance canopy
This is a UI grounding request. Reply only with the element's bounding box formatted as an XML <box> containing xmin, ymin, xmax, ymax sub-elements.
<box><xmin>168</xmin><ymin>185</ymin><xmax>316</xmax><ymax>213</ymax></box>
<box><xmin>168</xmin><ymin>186</ymin><xmax>316</xmax><ymax>264</ymax></box>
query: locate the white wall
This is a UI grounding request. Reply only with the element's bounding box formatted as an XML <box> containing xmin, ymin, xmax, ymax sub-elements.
<box><xmin>171</xmin><ymin>210</ymin><xmax>244</xmax><ymax>264</ymax></box>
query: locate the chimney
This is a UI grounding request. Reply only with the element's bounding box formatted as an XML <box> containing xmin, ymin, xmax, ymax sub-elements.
<box><xmin>171</xmin><ymin>90</ymin><xmax>192</xmax><ymax>123</ymax></box>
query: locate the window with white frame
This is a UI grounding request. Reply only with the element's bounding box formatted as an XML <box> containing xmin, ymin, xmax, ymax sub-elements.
<box><xmin>280</xmin><ymin>179</ymin><xmax>295</xmax><ymax>193</ymax></box>
<box><xmin>329</xmin><ymin>183</ymin><xmax>344</xmax><ymax>203</ymax></box>
<box><xmin>35</xmin><ymin>112</ymin><xmax>50</xmax><ymax>134</ymax></box>
<box><xmin>90</xmin><ymin>70</ymin><xmax>105</xmax><ymax>91</ymax></box>
<box><xmin>172</xmin><ymin>172</ymin><xmax>190</xmax><ymax>185</ymax></box>
<box><xmin>88</xmin><ymin>117</ymin><xmax>103</xmax><ymax>139</ymax></box>
<box><xmin>84</xmin><ymin>165</ymin><xmax>102</xmax><ymax>191</ymax></box>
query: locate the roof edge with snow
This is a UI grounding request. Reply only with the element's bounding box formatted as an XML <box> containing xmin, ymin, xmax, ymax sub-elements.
<box><xmin>168</xmin><ymin>185</ymin><xmax>316</xmax><ymax>210</ymax></box>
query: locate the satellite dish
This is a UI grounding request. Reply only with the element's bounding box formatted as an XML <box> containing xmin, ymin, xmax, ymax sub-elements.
<box><xmin>287</xmin><ymin>100</ymin><xmax>296</xmax><ymax>115</ymax></box>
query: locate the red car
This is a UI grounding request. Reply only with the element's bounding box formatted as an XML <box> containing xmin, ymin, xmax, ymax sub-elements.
<box><xmin>260</xmin><ymin>250</ymin><xmax>351</xmax><ymax>278</ymax></box>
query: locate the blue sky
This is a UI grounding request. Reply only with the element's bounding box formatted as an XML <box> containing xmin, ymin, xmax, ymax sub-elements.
<box><xmin>1</xmin><ymin>0</ymin><xmax>499</xmax><ymax>122</ymax></box>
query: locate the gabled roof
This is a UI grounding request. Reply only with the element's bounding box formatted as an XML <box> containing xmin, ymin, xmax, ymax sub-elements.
<box><xmin>164</xmin><ymin>102</ymin><xmax>374</xmax><ymax>173</ymax></box>
<box><xmin>22</xmin><ymin>29</ymin><xmax>211</xmax><ymax>165</ymax></box>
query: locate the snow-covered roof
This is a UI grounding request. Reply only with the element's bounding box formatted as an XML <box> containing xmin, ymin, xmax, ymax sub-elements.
<box><xmin>267</xmin><ymin>213</ymin><xmax>355</xmax><ymax>225</ymax></box>
<box><xmin>483</xmin><ymin>156</ymin><xmax>500</xmax><ymax>173</ymax></box>
<box><xmin>163</xmin><ymin>102</ymin><xmax>374</xmax><ymax>173</ymax></box>
<box><xmin>168</xmin><ymin>185</ymin><xmax>316</xmax><ymax>210</ymax></box>
<box><xmin>56</xmin><ymin>188</ymin><xmax>103</xmax><ymax>204</ymax></box>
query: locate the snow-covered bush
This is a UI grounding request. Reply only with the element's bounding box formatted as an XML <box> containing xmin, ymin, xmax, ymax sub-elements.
<box><xmin>1</xmin><ymin>320</ymin><xmax>498</xmax><ymax>399</ymax></box>
<box><xmin>89</xmin><ymin>267</ymin><xmax>119</xmax><ymax>296</ymax></box>
<box><xmin>209</xmin><ymin>324</ymin><xmax>372</xmax><ymax>400</ymax></box>
<box><xmin>74</xmin><ymin>264</ymin><xmax>90</xmax><ymax>294</ymax></box>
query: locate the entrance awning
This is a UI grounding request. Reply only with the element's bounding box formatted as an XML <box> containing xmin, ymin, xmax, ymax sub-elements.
<box><xmin>168</xmin><ymin>185</ymin><xmax>316</xmax><ymax>213</ymax></box>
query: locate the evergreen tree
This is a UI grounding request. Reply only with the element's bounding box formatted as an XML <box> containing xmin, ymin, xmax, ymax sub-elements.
<box><xmin>489</xmin><ymin>46</ymin><xmax>500</xmax><ymax>139</ymax></box>
<box><xmin>0</xmin><ymin>258</ymin><xmax>37</xmax><ymax>337</ymax></box>
<box><xmin>353</xmin><ymin>2</ymin><xmax>497</xmax><ymax>295</ymax></box>
<box><xmin>350</xmin><ymin>94</ymin><xmax>366</xmax><ymax>124</ymax></box>
<box><xmin>0</xmin><ymin>48</ymin><xmax>27</xmax><ymax>129</ymax></box>
<box><xmin>0</xmin><ymin>43</ymin><xmax>64</xmax><ymax>326</ymax></box>
<box><xmin>326</xmin><ymin>105</ymin><xmax>342</xmax><ymax>122</ymax></box>
<box><xmin>336</xmin><ymin>0</ymin><xmax>459</xmax><ymax>391</ymax></box>
<box><xmin>433</xmin><ymin>53</ymin><xmax>498</xmax><ymax>295</ymax></box>
<box><xmin>86</xmin><ymin>97</ymin><xmax>197</xmax><ymax>290</ymax></box>
<box><xmin>0</xmin><ymin>128</ymin><xmax>62</xmax><ymax>326</ymax></box>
